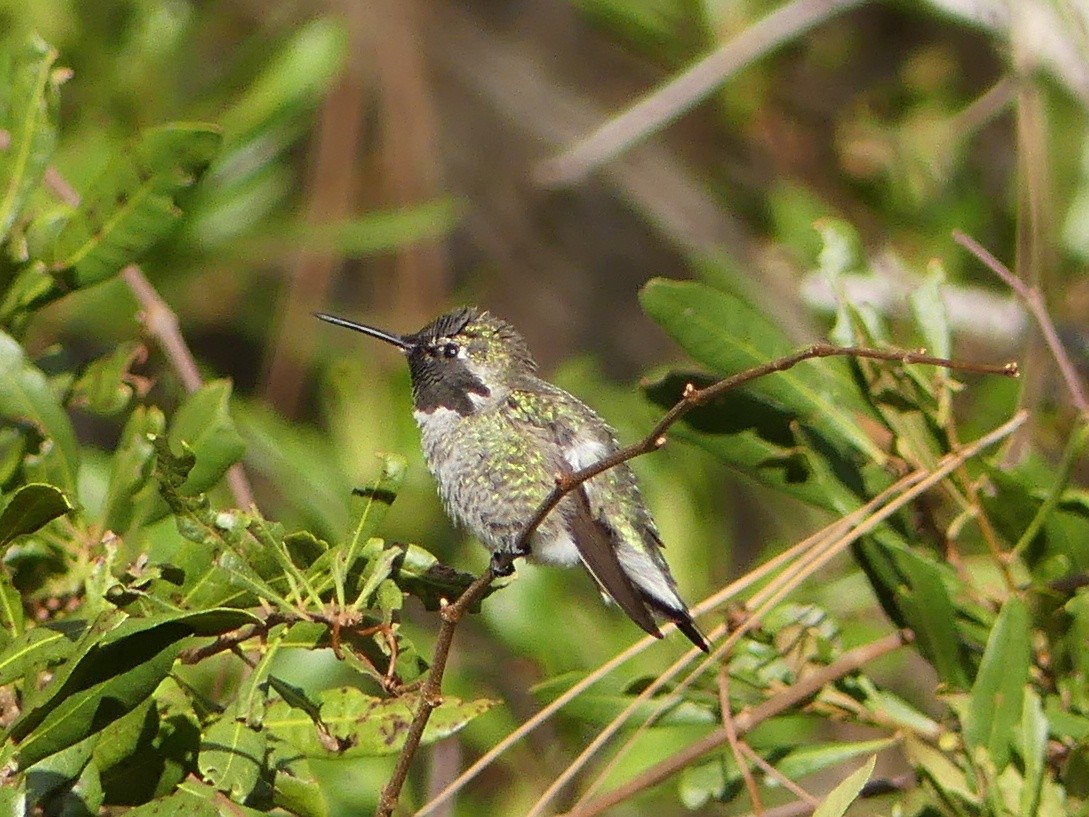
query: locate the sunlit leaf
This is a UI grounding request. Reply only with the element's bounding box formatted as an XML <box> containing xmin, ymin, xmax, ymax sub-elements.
<box><xmin>640</xmin><ymin>278</ymin><xmax>885</xmax><ymax>464</ymax></box>
<box><xmin>0</xmin><ymin>482</ymin><xmax>70</xmax><ymax>550</ymax></box>
<box><xmin>46</xmin><ymin>124</ymin><xmax>220</xmax><ymax>292</ymax></box>
<box><xmin>811</xmin><ymin>754</ymin><xmax>875</xmax><ymax>817</ymax></box>
<box><xmin>199</xmin><ymin>704</ymin><xmax>267</xmax><ymax>802</ymax></box>
<box><xmin>0</xmin><ymin>35</ymin><xmax>61</xmax><ymax>240</ymax></box>
<box><xmin>964</xmin><ymin>596</ymin><xmax>1030</xmax><ymax>769</ymax></box>
<box><xmin>264</xmin><ymin>687</ymin><xmax>493</xmax><ymax>757</ymax></box>
<box><xmin>168</xmin><ymin>379</ymin><xmax>246</xmax><ymax>496</ymax></box>
<box><xmin>0</xmin><ymin>331</ymin><xmax>79</xmax><ymax>492</ymax></box>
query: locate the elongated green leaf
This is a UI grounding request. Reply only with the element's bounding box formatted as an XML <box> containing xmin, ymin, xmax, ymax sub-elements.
<box><xmin>0</xmin><ymin>331</ymin><xmax>79</xmax><ymax>492</ymax></box>
<box><xmin>280</xmin><ymin>200</ymin><xmax>458</xmax><ymax>256</ymax></box>
<box><xmin>168</xmin><ymin>379</ymin><xmax>245</xmax><ymax>495</ymax></box>
<box><xmin>347</xmin><ymin>453</ymin><xmax>407</xmax><ymax>555</ymax></box>
<box><xmin>47</xmin><ymin>123</ymin><xmax>220</xmax><ymax>291</ymax></box>
<box><xmin>964</xmin><ymin>596</ymin><xmax>1031</xmax><ymax>769</ymax></box>
<box><xmin>8</xmin><ymin>609</ymin><xmax>258</xmax><ymax>753</ymax></box>
<box><xmin>1020</xmin><ymin>687</ymin><xmax>1047</xmax><ymax>817</ymax></box>
<box><xmin>102</xmin><ymin>405</ymin><xmax>166</xmax><ymax>532</ymax></box>
<box><xmin>0</xmin><ymin>621</ymin><xmax>81</xmax><ymax>685</ymax></box>
<box><xmin>12</xmin><ymin>626</ymin><xmax>185</xmax><ymax>768</ymax></box>
<box><xmin>0</xmin><ymin>570</ymin><xmax>22</xmax><ymax>638</ymax></box>
<box><xmin>891</xmin><ymin>548</ymin><xmax>970</xmax><ymax>689</ymax></box>
<box><xmin>812</xmin><ymin>755</ymin><xmax>875</xmax><ymax>817</ymax></box>
<box><xmin>220</xmin><ymin>19</ymin><xmax>347</xmax><ymax>139</ymax></box>
<box><xmin>0</xmin><ymin>482</ymin><xmax>71</xmax><ymax>549</ymax></box>
<box><xmin>264</xmin><ymin>687</ymin><xmax>493</xmax><ymax>757</ymax></box>
<box><xmin>778</xmin><ymin>739</ymin><xmax>895</xmax><ymax>781</ymax></box>
<box><xmin>640</xmin><ymin>278</ymin><xmax>884</xmax><ymax>464</ymax></box>
<box><xmin>0</xmin><ymin>35</ymin><xmax>60</xmax><ymax>239</ymax></box>
<box><xmin>643</xmin><ymin>372</ymin><xmax>861</xmax><ymax>512</ymax></box>
<box><xmin>199</xmin><ymin>705</ymin><xmax>267</xmax><ymax>802</ymax></box>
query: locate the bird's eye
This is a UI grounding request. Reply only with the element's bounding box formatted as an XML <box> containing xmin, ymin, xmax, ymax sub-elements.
<box><xmin>442</xmin><ymin>343</ymin><xmax>459</xmax><ymax>358</ymax></box>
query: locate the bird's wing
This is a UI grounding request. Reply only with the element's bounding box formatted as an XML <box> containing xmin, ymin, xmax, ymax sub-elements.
<box><xmin>568</xmin><ymin>486</ymin><xmax>663</xmax><ymax>639</ymax></box>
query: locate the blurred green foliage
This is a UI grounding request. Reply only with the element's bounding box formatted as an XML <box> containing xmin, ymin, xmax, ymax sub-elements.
<box><xmin>0</xmin><ymin>3</ymin><xmax>1086</xmax><ymax>817</ymax></box>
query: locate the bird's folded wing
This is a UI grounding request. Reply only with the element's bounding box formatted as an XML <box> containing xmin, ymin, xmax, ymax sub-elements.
<box><xmin>568</xmin><ymin>487</ymin><xmax>662</xmax><ymax>639</ymax></box>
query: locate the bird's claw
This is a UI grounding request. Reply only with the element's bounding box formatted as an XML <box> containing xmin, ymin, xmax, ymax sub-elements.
<box><xmin>490</xmin><ymin>548</ymin><xmax>528</xmax><ymax>577</ymax></box>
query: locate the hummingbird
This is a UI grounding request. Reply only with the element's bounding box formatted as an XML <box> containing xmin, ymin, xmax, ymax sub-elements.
<box><xmin>317</xmin><ymin>307</ymin><xmax>709</xmax><ymax>652</ymax></box>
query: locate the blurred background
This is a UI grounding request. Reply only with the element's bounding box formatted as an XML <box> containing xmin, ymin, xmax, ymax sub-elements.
<box><xmin>7</xmin><ymin>0</ymin><xmax>1087</xmax><ymax>813</ymax></box>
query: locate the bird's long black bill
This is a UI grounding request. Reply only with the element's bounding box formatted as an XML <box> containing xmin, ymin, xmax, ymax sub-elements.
<box><xmin>315</xmin><ymin>312</ymin><xmax>412</xmax><ymax>351</ymax></box>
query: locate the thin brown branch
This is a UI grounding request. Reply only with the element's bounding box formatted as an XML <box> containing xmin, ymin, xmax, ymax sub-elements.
<box><xmin>536</xmin><ymin>0</ymin><xmax>865</xmax><ymax>185</ymax></box>
<box><xmin>740</xmin><ymin>743</ymin><xmax>818</xmax><ymax>806</ymax></box>
<box><xmin>954</xmin><ymin>230</ymin><xmax>1087</xmax><ymax>413</ymax></box>
<box><xmin>119</xmin><ymin>264</ymin><xmax>257</xmax><ymax>511</ymax></box>
<box><xmin>560</xmin><ymin>630</ymin><xmax>914</xmax><ymax>817</ymax></box>
<box><xmin>375</xmin><ymin>568</ymin><xmax>496</xmax><ymax>817</ymax></box>
<box><xmin>720</xmin><ymin>665</ymin><xmax>762</xmax><ymax>815</ymax></box>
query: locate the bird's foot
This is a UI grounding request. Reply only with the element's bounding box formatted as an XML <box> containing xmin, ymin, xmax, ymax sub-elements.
<box><xmin>490</xmin><ymin>547</ymin><xmax>528</xmax><ymax>577</ymax></box>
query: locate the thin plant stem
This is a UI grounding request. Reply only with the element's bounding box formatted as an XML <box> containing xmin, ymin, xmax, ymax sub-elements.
<box><xmin>560</xmin><ymin>631</ymin><xmax>913</xmax><ymax>817</ymax></box>
<box><xmin>954</xmin><ymin>230</ymin><xmax>1087</xmax><ymax>414</ymax></box>
<box><xmin>720</xmin><ymin>665</ymin><xmax>763</xmax><ymax>815</ymax></box>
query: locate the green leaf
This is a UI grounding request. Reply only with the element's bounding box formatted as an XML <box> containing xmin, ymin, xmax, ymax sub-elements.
<box><xmin>890</xmin><ymin>547</ymin><xmax>970</xmax><ymax>689</ymax></box>
<box><xmin>639</xmin><ymin>278</ymin><xmax>885</xmax><ymax>464</ymax></box>
<box><xmin>101</xmin><ymin>405</ymin><xmax>166</xmax><ymax>533</ymax></box>
<box><xmin>46</xmin><ymin>123</ymin><xmax>220</xmax><ymax>292</ymax></box>
<box><xmin>0</xmin><ymin>621</ymin><xmax>81</xmax><ymax>685</ymax></box>
<box><xmin>199</xmin><ymin>705</ymin><xmax>267</xmax><ymax>802</ymax></box>
<box><xmin>7</xmin><ymin>609</ymin><xmax>258</xmax><ymax>766</ymax></box>
<box><xmin>0</xmin><ymin>775</ymin><xmax>25</xmax><ymax>815</ymax></box>
<box><xmin>69</xmin><ymin>341</ymin><xmax>145</xmax><ymax>416</ymax></box>
<box><xmin>386</xmin><ymin>541</ymin><xmax>493</xmax><ymax>612</ymax></box>
<box><xmin>168</xmin><ymin>379</ymin><xmax>245</xmax><ymax>495</ymax></box>
<box><xmin>811</xmin><ymin>754</ymin><xmax>875</xmax><ymax>817</ymax></box>
<box><xmin>280</xmin><ymin>200</ymin><xmax>458</xmax><ymax>256</ymax></box>
<box><xmin>777</xmin><ymin>738</ymin><xmax>896</xmax><ymax>781</ymax></box>
<box><xmin>1019</xmin><ymin>687</ymin><xmax>1047</xmax><ymax>817</ymax></box>
<box><xmin>264</xmin><ymin>687</ymin><xmax>493</xmax><ymax>757</ymax></box>
<box><xmin>0</xmin><ymin>35</ymin><xmax>61</xmax><ymax>240</ymax></box>
<box><xmin>0</xmin><ymin>482</ymin><xmax>71</xmax><ymax>550</ymax></box>
<box><xmin>272</xmin><ymin>757</ymin><xmax>329</xmax><ymax>817</ymax></box>
<box><xmin>643</xmin><ymin>372</ymin><xmax>861</xmax><ymax>513</ymax></box>
<box><xmin>964</xmin><ymin>596</ymin><xmax>1031</xmax><ymax>770</ymax></box>
<box><xmin>220</xmin><ymin>18</ymin><xmax>347</xmax><ymax>139</ymax></box>
<box><xmin>0</xmin><ymin>569</ymin><xmax>22</xmax><ymax>638</ymax></box>
<box><xmin>347</xmin><ymin>453</ymin><xmax>407</xmax><ymax>555</ymax></box>
<box><xmin>909</xmin><ymin>260</ymin><xmax>951</xmax><ymax>360</ymax></box>
<box><xmin>0</xmin><ymin>331</ymin><xmax>80</xmax><ymax>492</ymax></box>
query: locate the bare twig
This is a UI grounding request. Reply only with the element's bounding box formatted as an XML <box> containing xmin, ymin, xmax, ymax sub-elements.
<box><xmin>720</xmin><ymin>665</ymin><xmax>763</xmax><ymax>815</ymax></box>
<box><xmin>954</xmin><ymin>230</ymin><xmax>1087</xmax><ymax>414</ymax></box>
<box><xmin>375</xmin><ymin>569</ymin><xmax>496</xmax><ymax>817</ymax></box>
<box><xmin>740</xmin><ymin>743</ymin><xmax>818</xmax><ymax>806</ymax></box>
<box><xmin>536</xmin><ymin>0</ymin><xmax>865</xmax><ymax>185</ymax></box>
<box><xmin>120</xmin><ymin>265</ymin><xmax>257</xmax><ymax>511</ymax></box>
<box><xmin>560</xmin><ymin>631</ymin><xmax>912</xmax><ymax>817</ymax></box>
